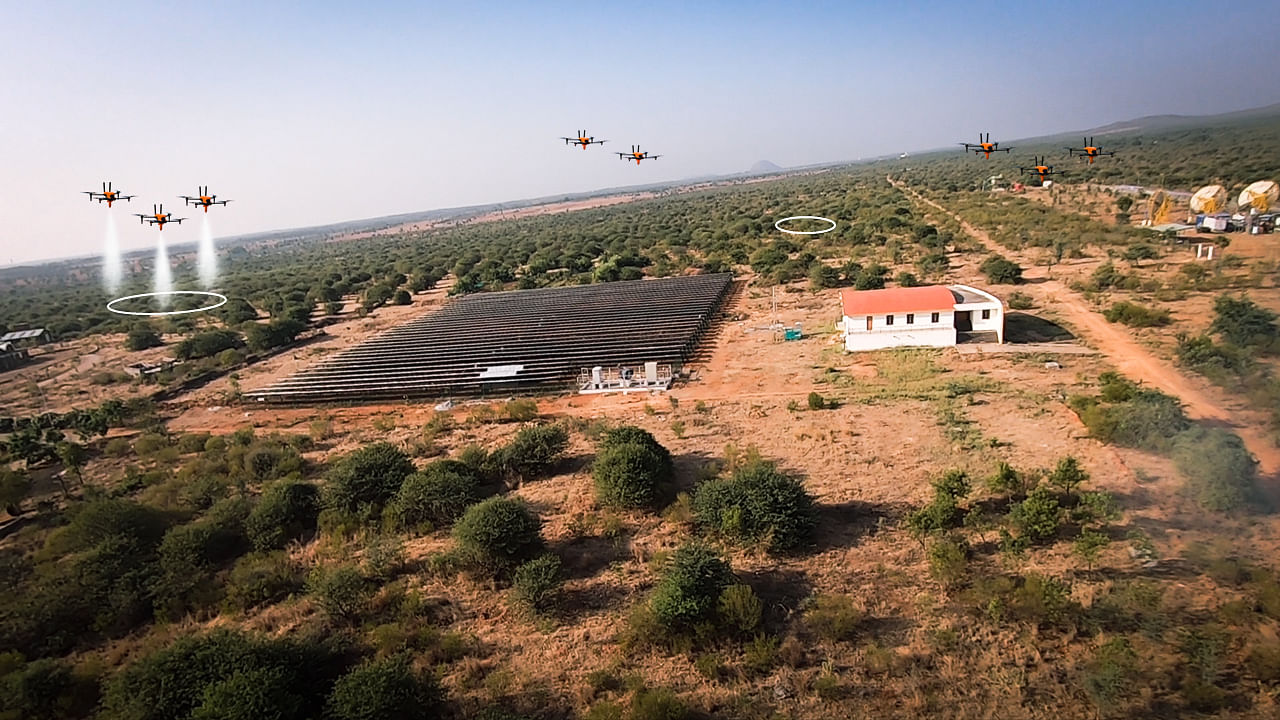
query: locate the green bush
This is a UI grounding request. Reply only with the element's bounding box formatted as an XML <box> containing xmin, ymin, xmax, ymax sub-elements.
<box><xmin>1006</xmin><ymin>291</ymin><xmax>1035</xmax><ymax>310</ymax></box>
<box><xmin>987</xmin><ymin>461</ymin><xmax>1027</xmax><ymax>496</ymax></box>
<box><xmin>325</xmin><ymin>654</ymin><xmax>443</xmax><ymax>720</ymax></box>
<box><xmin>511</xmin><ymin>554</ymin><xmax>563</xmax><ymax>612</ymax></box>
<box><xmin>928</xmin><ymin>536</ymin><xmax>970</xmax><ymax>590</ymax></box>
<box><xmin>980</xmin><ymin>255</ymin><xmax>1023</xmax><ymax>284</ymax></box>
<box><xmin>306</xmin><ymin>565</ymin><xmax>369</xmax><ymax>621</ymax></box>
<box><xmin>804</xmin><ymin>594</ymin><xmax>862</xmax><ymax>643</ymax></box>
<box><xmin>593</xmin><ymin>441</ymin><xmax>672</xmax><ymax>509</ymax></box>
<box><xmin>452</xmin><ymin>497</ymin><xmax>543</xmax><ymax>572</ymax></box>
<box><xmin>246</xmin><ymin>480</ymin><xmax>319</xmax><ymax>551</ymax></box>
<box><xmin>1210</xmin><ymin>294</ymin><xmax>1277</xmax><ymax>349</ymax></box>
<box><xmin>1103</xmin><ymin>301</ymin><xmax>1171</xmax><ymax>328</ymax></box>
<box><xmin>390</xmin><ymin>461</ymin><xmax>479</xmax><ymax>531</ymax></box>
<box><xmin>0</xmin><ymin>656</ymin><xmax>97</xmax><ymax>720</ymax></box>
<box><xmin>716</xmin><ymin>584</ymin><xmax>762</xmax><ymax>635</ymax></box>
<box><xmin>175</xmin><ymin>329</ymin><xmax>243</xmax><ymax>361</ymax></box>
<box><xmin>223</xmin><ymin>552</ymin><xmax>304</xmax><ymax>612</ymax></box>
<box><xmin>691</xmin><ymin>459</ymin><xmax>816</xmax><ymax>553</ymax></box>
<box><xmin>1010</xmin><ymin>487</ymin><xmax>1062</xmax><ymax>544</ymax></box>
<box><xmin>126</xmin><ymin>324</ymin><xmax>164</xmax><ymax>351</ymax></box>
<box><xmin>1048</xmin><ymin>456</ymin><xmax>1089</xmax><ymax>495</ymax></box>
<box><xmin>491</xmin><ymin>424</ymin><xmax>568</xmax><ymax>482</ymax></box>
<box><xmin>100</xmin><ymin>630</ymin><xmax>337</xmax><ymax>720</ymax></box>
<box><xmin>906</xmin><ymin>470</ymin><xmax>970</xmax><ymax>537</ymax></box>
<box><xmin>1083</xmin><ymin>637</ymin><xmax>1139</xmax><ymax>711</ymax></box>
<box><xmin>650</xmin><ymin>544</ymin><xmax>736</xmax><ymax>630</ymax></box>
<box><xmin>1008</xmin><ymin>573</ymin><xmax>1076</xmax><ymax>628</ymax></box>
<box><xmin>323</xmin><ymin>443</ymin><xmax>415</xmax><ymax>518</ymax></box>
<box><xmin>807</xmin><ymin>391</ymin><xmax>825</xmax><ymax>410</ymax></box>
<box><xmin>1172</xmin><ymin>427</ymin><xmax>1262</xmax><ymax>512</ymax></box>
<box><xmin>600</xmin><ymin>426</ymin><xmax>673</xmax><ymax>472</ymax></box>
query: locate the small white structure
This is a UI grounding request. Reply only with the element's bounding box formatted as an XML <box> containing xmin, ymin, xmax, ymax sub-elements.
<box><xmin>840</xmin><ymin>285</ymin><xmax>1004</xmax><ymax>352</ymax></box>
<box><xmin>578</xmin><ymin>362</ymin><xmax>673</xmax><ymax>394</ymax></box>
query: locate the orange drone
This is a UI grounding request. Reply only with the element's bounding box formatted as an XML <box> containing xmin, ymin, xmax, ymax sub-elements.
<box><xmin>1018</xmin><ymin>157</ymin><xmax>1065</xmax><ymax>184</ymax></box>
<box><xmin>83</xmin><ymin>181</ymin><xmax>134</xmax><ymax>208</ymax></box>
<box><xmin>134</xmin><ymin>204</ymin><xmax>185</xmax><ymax>230</ymax></box>
<box><xmin>1066</xmin><ymin>137</ymin><xmax>1116</xmax><ymax>164</ymax></box>
<box><xmin>617</xmin><ymin>145</ymin><xmax>661</xmax><ymax>164</ymax></box>
<box><xmin>180</xmin><ymin>185</ymin><xmax>232</xmax><ymax>212</ymax></box>
<box><xmin>561</xmin><ymin>130</ymin><xmax>607</xmax><ymax>149</ymax></box>
<box><xmin>960</xmin><ymin>133</ymin><xmax>1013</xmax><ymax>159</ymax></box>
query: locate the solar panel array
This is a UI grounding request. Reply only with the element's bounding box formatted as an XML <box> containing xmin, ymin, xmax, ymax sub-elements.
<box><xmin>0</xmin><ymin>329</ymin><xmax>47</xmax><ymax>342</ymax></box>
<box><xmin>250</xmin><ymin>273</ymin><xmax>733</xmax><ymax>404</ymax></box>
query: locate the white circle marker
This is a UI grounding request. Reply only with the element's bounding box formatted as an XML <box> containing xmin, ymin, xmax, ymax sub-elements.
<box><xmin>107</xmin><ymin>290</ymin><xmax>228</xmax><ymax>317</ymax></box>
<box><xmin>774</xmin><ymin>215</ymin><xmax>837</xmax><ymax>235</ymax></box>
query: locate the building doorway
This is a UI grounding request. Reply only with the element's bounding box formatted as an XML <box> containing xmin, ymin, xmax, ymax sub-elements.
<box><xmin>866</xmin><ymin>315</ymin><xmax>873</xmax><ymax>331</ymax></box>
<box><xmin>954</xmin><ymin>310</ymin><xmax>972</xmax><ymax>331</ymax></box>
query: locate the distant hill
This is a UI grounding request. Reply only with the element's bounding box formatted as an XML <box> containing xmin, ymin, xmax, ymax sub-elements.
<box><xmin>1084</xmin><ymin>103</ymin><xmax>1280</xmax><ymax>136</ymax></box>
<box><xmin>749</xmin><ymin>160</ymin><xmax>784</xmax><ymax>174</ymax></box>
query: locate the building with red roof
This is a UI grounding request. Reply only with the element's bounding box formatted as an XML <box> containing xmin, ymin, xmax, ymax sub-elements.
<box><xmin>839</xmin><ymin>284</ymin><xmax>1003</xmax><ymax>351</ymax></box>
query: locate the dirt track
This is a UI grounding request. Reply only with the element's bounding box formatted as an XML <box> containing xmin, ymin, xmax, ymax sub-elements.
<box><xmin>891</xmin><ymin>177</ymin><xmax>1280</xmax><ymax>479</ymax></box>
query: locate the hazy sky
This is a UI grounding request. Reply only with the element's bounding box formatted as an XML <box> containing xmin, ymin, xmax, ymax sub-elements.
<box><xmin>2</xmin><ymin>0</ymin><xmax>1277</xmax><ymax>265</ymax></box>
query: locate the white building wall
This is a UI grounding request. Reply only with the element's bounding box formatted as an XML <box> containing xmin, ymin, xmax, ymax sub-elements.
<box><xmin>842</xmin><ymin>310</ymin><xmax>956</xmax><ymax>352</ymax></box>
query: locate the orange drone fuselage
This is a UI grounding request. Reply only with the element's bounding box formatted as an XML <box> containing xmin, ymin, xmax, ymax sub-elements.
<box><xmin>196</xmin><ymin>196</ymin><xmax>214</xmax><ymax>211</ymax></box>
<box><xmin>576</xmin><ymin>138</ymin><xmax>590</xmax><ymax>148</ymax></box>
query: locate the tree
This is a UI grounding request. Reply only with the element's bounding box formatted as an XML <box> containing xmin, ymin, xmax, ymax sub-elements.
<box><xmin>452</xmin><ymin>496</ymin><xmax>543</xmax><ymax>572</ymax></box>
<box><xmin>692</xmin><ymin>459</ymin><xmax>817</xmax><ymax>553</ymax></box>
<box><xmin>593</xmin><ymin>441</ymin><xmax>671</xmax><ymax>509</ymax></box>
<box><xmin>651</xmin><ymin>543</ymin><xmax>736</xmax><ymax>630</ymax></box>
<box><xmin>980</xmin><ymin>255</ymin><xmax>1023</xmax><ymax>285</ymax></box>
<box><xmin>306</xmin><ymin>565</ymin><xmax>369</xmax><ymax>621</ymax></box>
<box><xmin>392</xmin><ymin>290</ymin><xmax>412</xmax><ymax>306</ymax></box>
<box><xmin>491</xmin><ymin>424</ymin><xmax>568</xmax><ymax>483</ymax></box>
<box><xmin>1048</xmin><ymin>456</ymin><xmax>1089</xmax><ymax>496</ymax></box>
<box><xmin>1209</xmin><ymin>295</ymin><xmax>1277</xmax><ymax>349</ymax></box>
<box><xmin>325</xmin><ymin>655</ymin><xmax>443</xmax><ymax>720</ymax></box>
<box><xmin>217</xmin><ymin>298</ymin><xmax>259</xmax><ymax>326</ymax></box>
<box><xmin>126</xmin><ymin>324</ymin><xmax>164</xmax><ymax>351</ymax></box>
<box><xmin>56</xmin><ymin>441</ymin><xmax>87</xmax><ymax>485</ymax></box>
<box><xmin>0</xmin><ymin>468</ymin><xmax>31</xmax><ymax>515</ymax></box>
<box><xmin>390</xmin><ymin>461</ymin><xmax>480</xmax><ymax>530</ymax></box>
<box><xmin>246</xmin><ymin>480</ymin><xmax>320</xmax><ymax>551</ymax></box>
<box><xmin>322</xmin><ymin>443</ymin><xmax>415</xmax><ymax>519</ymax></box>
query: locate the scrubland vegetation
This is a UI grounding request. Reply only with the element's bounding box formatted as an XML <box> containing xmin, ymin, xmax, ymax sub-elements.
<box><xmin>2</xmin><ymin>110</ymin><xmax>1280</xmax><ymax>718</ymax></box>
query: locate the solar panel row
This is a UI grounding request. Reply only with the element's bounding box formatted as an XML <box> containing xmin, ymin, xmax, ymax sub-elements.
<box><xmin>249</xmin><ymin>273</ymin><xmax>734</xmax><ymax>405</ymax></box>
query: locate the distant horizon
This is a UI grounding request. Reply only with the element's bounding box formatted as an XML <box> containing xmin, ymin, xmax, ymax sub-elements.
<box><xmin>5</xmin><ymin>1</ymin><xmax>1279</xmax><ymax>266</ymax></box>
<box><xmin>4</xmin><ymin>99</ymin><xmax>1275</xmax><ymax>271</ymax></box>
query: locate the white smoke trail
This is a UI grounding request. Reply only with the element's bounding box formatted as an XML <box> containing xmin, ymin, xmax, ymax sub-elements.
<box><xmin>198</xmin><ymin>215</ymin><xmax>217</xmax><ymax>289</ymax></box>
<box><xmin>154</xmin><ymin>233</ymin><xmax>172</xmax><ymax>308</ymax></box>
<box><xmin>103</xmin><ymin>213</ymin><xmax>122</xmax><ymax>295</ymax></box>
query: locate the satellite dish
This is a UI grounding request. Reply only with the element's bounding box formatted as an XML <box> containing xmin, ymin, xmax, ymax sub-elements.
<box><xmin>1238</xmin><ymin>180</ymin><xmax>1279</xmax><ymax>213</ymax></box>
<box><xmin>1190</xmin><ymin>185</ymin><xmax>1227</xmax><ymax>214</ymax></box>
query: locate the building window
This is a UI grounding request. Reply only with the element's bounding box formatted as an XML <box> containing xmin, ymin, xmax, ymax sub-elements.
<box><xmin>885</xmin><ymin>314</ymin><xmax>893</xmax><ymax>326</ymax></box>
<box><xmin>865</xmin><ymin>315</ymin><xmax>872</xmax><ymax>331</ymax></box>
<box><xmin>906</xmin><ymin>313</ymin><xmax>914</xmax><ymax>324</ymax></box>
<box><xmin>981</xmin><ymin>309</ymin><xmax>991</xmax><ymax>320</ymax></box>
<box><xmin>931</xmin><ymin>312</ymin><xmax>940</xmax><ymax>323</ymax></box>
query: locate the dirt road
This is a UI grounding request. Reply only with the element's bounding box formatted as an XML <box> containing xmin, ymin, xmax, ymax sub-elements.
<box><xmin>890</xmin><ymin>177</ymin><xmax>1280</xmax><ymax>478</ymax></box>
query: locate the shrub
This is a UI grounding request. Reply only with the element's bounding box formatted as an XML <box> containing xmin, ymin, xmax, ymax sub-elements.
<box><xmin>390</xmin><ymin>461</ymin><xmax>479</xmax><ymax>531</ymax></box>
<box><xmin>980</xmin><ymin>255</ymin><xmax>1023</xmax><ymax>284</ymax></box>
<box><xmin>650</xmin><ymin>544</ymin><xmax>736</xmax><ymax>630</ymax></box>
<box><xmin>246</xmin><ymin>480</ymin><xmax>319</xmax><ymax>551</ymax></box>
<box><xmin>906</xmin><ymin>469</ymin><xmax>970</xmax><ymax>537</ymax></box>
<box><xmin>1048</xmin><ymin>456</ymin><xmax>1089</xmax><ymax>495</ymax></box>
<box><xmin>452</xmin><ymin>497</ymin><xmax>543</xmax><ymax>572</ymax></box>
<box><xmin>716</xmin><ymin>584</ymin><xmax>762</xmax><ymax>635</ymax></box>
<box><xmin>1083</xmin><ymin>637</ymin><xmax>1139</xmax><ymax>711</ymax></box>
<box><xmin>512</xmin><ymin>554</ymin><xmax>563</xmax><ymax>612</ymax></box>
<box><xmin>987</xmin><ymin>461</ymin><xmax>1027</xmax><ymax>496</ymax></box>
<box><xmin>853</xmin><ymin>264</ymin><xmax>889</xmax><ymax>290</ymax></box>
<box><xmin>1172</xmin><ymin>427</ymin><xmax>1262</xmax><ymax>512</ymax></box>
<box><xmin>1245</xmin><ymin>639</ymin><xmax>1280</xmax><ymax>684</ymax></box>
<box><xmin>306</xmin><ymin>565</ymin><xmax>369</xmax><ymax>621</ymax></box>
<box><xmin>600</xmin><ymin>426</ymin><xmax>673</xmax><ymax>468</ymax></box>
<box><xmin>628</xmin><ymin>687</ymin><xmax>689</xmax><ymax>720</ymax></box>
<box><xmin>691</xmin><ymin>460</ymin><xmax>816</xmax><ymax>553</ymax></box>
<box><xmin>361</xmin><ymin>535</ymin><xmax>404</xmax><ymax>581</ymax></box>
<box><xmin>223</xmin><ymin>552</ymin><xmax>304</xmax><ymax>612</ymax></box>
<box><xmin>807</xmin><ymin>391</ymin><xmax>825</xmax><ymax>410</ymax></box>
<box><xmin>1073</xmin><ymin>529</ymin><xmax>1110</xmax><ymax>570</ymax></box>
<box><xmin>593</xmin><ymin>441</ymin><xmax>672</xmax><ymax>509</ymax></box>
<box><xmin>1006</xmin><ymin>292</ymin><xmax>1035</xmax><ymax>310</ymax></box>
<box><xmin>1008</xmin><ymin>573</ymin><xmax>1076</xmax><ymax>628</ymax></box>
<box><xmin>805</xmin><ymin>594</ymin><xmax>862</xmax><ymax>643</ymax></box>
<box><xmin>491</xmin><ymin>424</ymin><xmax>568</xmax><ymax>483</ymax></box>
<box><xmin>1010</xmin><ymin>486</ymin><xmax>1062</xmax><ymax>544</ymax></box>
<box><xmin>1210</xmin><ymin>294</ymin><xmax>1277</xmax><ymax>348</ymax></box>
<box><xmin>175</xmin><ymin>329</ymin><xmax>243</xmax><ymax>361</ymax></box>
<box><xmin>323</xmin><ymin>443</ymin><xmax>415</xmax><ymax>518</ymax></box>
<box><xmin>504</xmin><ymin>398</ymin><xmax>538</xmax><ymax>422</ymax></box>
<box><xmin>1103</xmin><ymin>301</ymin><xmax>1171</xmax><ymax>327</ymax></box>
<box><xmin>928</xmin><ymin>536</ymin><xmax>970</xmax><ymax>590</ymax></box>
<box><xmin>126</xmin><ymin>324</ymin><xmax>164</xmax><ymax>351</ymax></box>
<box><xmin>325</xmin><ymin>654</ymin><xmax>444</xmax><ymax>720</ymax></box>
